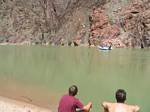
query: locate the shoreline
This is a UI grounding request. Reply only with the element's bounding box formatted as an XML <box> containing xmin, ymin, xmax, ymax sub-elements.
<box><xmin>0</xmin><ymin>42</ymin><xmax>91</xmax><ymax>47</ymax></box>
<box><xmin>0</xmin><ymin>96</ymin><xmax>51</xmax><ymax>112</ymax></box>
<box><xmin>0</xmin><ymin>42</ymin><xmax>146</xmax><ymax>49</ymax></box>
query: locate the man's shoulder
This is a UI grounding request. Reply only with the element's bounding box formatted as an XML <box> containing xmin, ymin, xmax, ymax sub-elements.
<box><xmin>124</xmin><ymin>104</ymin><xmax>139</xmax><ymax>107</ymax></box>
<box><xmin>61</xmin><ymin>94</ymin><xmax>71</xmax><ymax>100</ymax></box>
<box><xmin>61</xmin><ymin>94</ymin><xmax>78</xmax><ymax>101</ymax></box>
<box><xmin>127</xmin><ymin>104</ymin><xmax>140</xmax><ymax>112</ymax></box>
<box><xmin>102</xmin><ymin>101</ymin><xmax>115</xmax><ymax>105</ymax></box>
<box><xmin>61</xmin><ymin>94</ymin><xmax>67</xmax><ymax>98</ymax></box>
<box><xmin>118</xmin><ymin>103</ymin><xmax>140</xmax><ymax>112</ymax></box>
<box><xmin>102</xmin><ymin>101</ymin><xmax>115</xmax><ymax>107</ymax></box>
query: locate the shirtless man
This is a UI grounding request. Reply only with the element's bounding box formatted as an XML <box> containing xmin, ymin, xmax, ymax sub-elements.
<box><xmin>102</xmin><ymin>89</ymin><xmax>140</xmax><ymax>112</ymax></box>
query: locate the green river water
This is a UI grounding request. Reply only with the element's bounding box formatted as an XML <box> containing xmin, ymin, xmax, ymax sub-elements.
<box><xmin>0</xmin><ymin>46</ymin><xmax>150</xmax><ymax>112</ymax></box>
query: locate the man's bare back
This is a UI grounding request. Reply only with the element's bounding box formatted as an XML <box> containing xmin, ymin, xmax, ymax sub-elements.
<box><xmin>102</xmin><ymin>102</ymin><xmax>140</xmax><ymax>112</ymax></box>
<box><xmin>102</xmin><ymin>89</ymin><xmax>140</xmax><ymax>112</ymax></box>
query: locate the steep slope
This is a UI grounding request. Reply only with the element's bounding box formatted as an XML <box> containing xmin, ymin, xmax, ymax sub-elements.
<box><xmin>0</xmin><ymin>0</ymin><xmax>150</xmax><ymax>47</ymax></box>
<box><xmin>0</xmin><ymin>0</ymin><xmax>102</xmax><ymax>45</ymax></box>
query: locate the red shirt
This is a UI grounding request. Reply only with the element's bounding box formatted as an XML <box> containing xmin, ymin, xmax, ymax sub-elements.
<box><xmin>58</xmin><ymin>94</ymin><xmax>84</xmax><ymax>112</ymax></box>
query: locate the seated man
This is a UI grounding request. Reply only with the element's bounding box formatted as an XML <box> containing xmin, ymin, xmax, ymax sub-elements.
<box><xmin>58</xmin><ymin>85</ymin><xmax>92</xmax><ymax>112</ymax></box>
<box><xmin>102</xmin><ymin>89</ymin><xmax>140</xmax><ymax>112</ymax></box>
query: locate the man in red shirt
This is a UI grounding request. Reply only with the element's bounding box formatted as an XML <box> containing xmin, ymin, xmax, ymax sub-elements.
<box><xmin>58</xmin><ymin>85</ymin><xmax>92</xmax><ymax>112</ymax></box>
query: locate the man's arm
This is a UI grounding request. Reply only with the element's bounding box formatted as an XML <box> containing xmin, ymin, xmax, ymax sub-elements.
<box><xmin>133</xmin><ymin>105</ymin><xmax>140</xmax><ymax>112</ymax></box>
<box><xmin>75</xmin><ymin>99</ymin><xmax>92</xmax><ymax>112</ymax></box>
<box><xmin>102</xmin><ymin>102</ymin><xmax>109</xmax><ymax>112</ymax></box>
<box><xmin>82</xmin><ymin>102</ymin><xmax>92</xmax><ymax>112</ymax></box>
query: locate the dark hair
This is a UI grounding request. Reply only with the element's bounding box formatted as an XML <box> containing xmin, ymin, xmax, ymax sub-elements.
<box><xmin>69</xmin><ymin>85</ymin><xmax>78</xmax><ymax>96</ymax></box>
<box><xmin>115</xmin><ymin>89</ymin><xmax>126</xmax><ymax>103</ymax></box>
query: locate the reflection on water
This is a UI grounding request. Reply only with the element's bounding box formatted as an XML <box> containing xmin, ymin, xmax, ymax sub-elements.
<box><xmin>0</xmin><ymin>46</ymin><xmax>150</xmax><ymax>112</ymax></box>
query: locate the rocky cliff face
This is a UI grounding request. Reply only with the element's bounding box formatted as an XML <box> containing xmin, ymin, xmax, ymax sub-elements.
<box><xmin>0</xmin><ymin>0</ymin><xmax>101</xmax><ymax>45</ymax></box>
<box><xmin>89</xmin><ymin>0</ymin><xmax>150</xmax><ymax>48</ymax></box>
<box><xmin>0</xmin><ymin>0</ymin><xmax>150</xmax><ymax>48</ymax></box>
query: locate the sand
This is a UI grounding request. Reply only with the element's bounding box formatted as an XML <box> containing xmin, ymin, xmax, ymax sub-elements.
<box><xmin>0</xmin><ymin>96</ymin><xmax>51</xmax><ymax>112</ymax></box>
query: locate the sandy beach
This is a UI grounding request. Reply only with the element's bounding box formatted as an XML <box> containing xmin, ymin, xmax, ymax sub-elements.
<box><xmin>0</xmin><ymin>96</ymin><xmax>51</xmax><ymax>112</ymax></box>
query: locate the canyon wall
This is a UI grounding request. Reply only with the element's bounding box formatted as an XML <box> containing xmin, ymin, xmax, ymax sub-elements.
<box><xmin>0</xmin><ymin>0</ymin><xmax>150</xmax><ymax>47</ymax></box>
